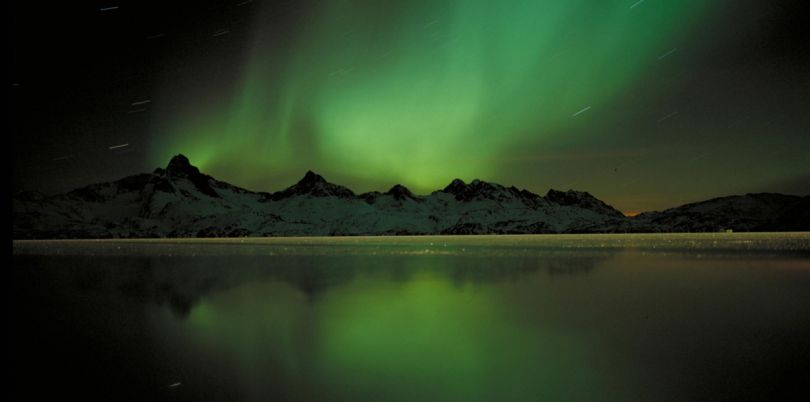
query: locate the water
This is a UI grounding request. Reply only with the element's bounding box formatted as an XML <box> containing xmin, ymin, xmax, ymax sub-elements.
<box><xmin>13</xmin><ymin>234</ymin><xmax>810</xmax><ymax>401</ymax></box>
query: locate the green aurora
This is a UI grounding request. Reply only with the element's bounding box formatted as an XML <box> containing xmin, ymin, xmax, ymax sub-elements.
<box><xmin>144</xmin><ymin>0</ymin><xmax>808</xmax><ymax>213</ymax></box>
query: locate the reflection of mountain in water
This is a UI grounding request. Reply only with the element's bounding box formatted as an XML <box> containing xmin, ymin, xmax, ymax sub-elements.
<box><xmin>15</xmin><ymin>251</ymin><xmax>612</xmax><ymax>318</ymax></box>
<box><xmin>124</xmin><ymin>252</ymin><xmax>609</xmax><ymax>317</ymax></box>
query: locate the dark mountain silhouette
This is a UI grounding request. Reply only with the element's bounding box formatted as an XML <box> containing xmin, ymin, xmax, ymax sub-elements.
<box><xmin>386</xmin><ymin>184</ymin><xmax>416</xmax><ymax>201</ymax></box>
<box><xmin>12</xmin><ymin>154</ymin><xmax>809</xmax><ymax>239</ymax></box>
<box><xmin>633</xmin><ymin>192</ymin><xmax>810</xmax><ymax>232</ymax></box>
<box><xmin>157</xmin><ymin>154</ymin><xmax>220</xmax><ymax>198</ymax></box>
<box><xmin>545</xmin><ymin>189</ymin><xmax>625</xmax><ymax>218</ymax></box>
<box><xmin>271</xmin><ymin>170</ymin><xmax>356</xmax><ymax>200</ymax></box>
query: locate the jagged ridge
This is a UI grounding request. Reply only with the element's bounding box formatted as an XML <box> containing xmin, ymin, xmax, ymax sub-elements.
<box><xmin>12</xmin><ymin>154</ymin><xmax>809</xmax><ymax>238</ymax></box>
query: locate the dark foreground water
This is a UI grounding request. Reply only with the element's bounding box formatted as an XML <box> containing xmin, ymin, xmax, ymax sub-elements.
<box><xmin>13</xmin><ymin>234</ymin><xmax>810</xmax><ymax>402</ymax></box>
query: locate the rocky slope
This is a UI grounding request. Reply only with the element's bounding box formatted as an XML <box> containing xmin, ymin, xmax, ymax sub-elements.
<box><xmin>12</xmin><ymin>155</ymin><xmax>809</xmax><ymax>238</ymax></box>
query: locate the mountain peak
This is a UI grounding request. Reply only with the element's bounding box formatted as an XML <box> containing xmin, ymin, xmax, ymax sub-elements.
<box><xmin>165</xmin><ymin>154</ymin><xmax>201</xmax><ymax>177</ymax></box>
<box><xmin>158</xmin><ymin>154</ymin><xmax>219</xmax><ymax>198</ymax></box>
<box><xmin>443</xmin><ymin>179</ymin><xmax>467</xmax><ymax>194</ymax></box>
<box><xmin>168</xmin><ymin>153</ymin><xmax>191</xmax><ymax>166</ymax></box>
<box><xmin>386</xmin><ymin>184</ymin><xmax>415</xmax><ymax>201</ymax></box>
<box><xmin>300</xmin><ymin>170</ymin><xmax>327</xmax><ymax>185</ymax></box>
<box><xmin>545</xmin><ymin>189</ymin><xmax>623</xmax><ymax>217</ymax></box>
<box><xmin>546</xmin><ymin>189</ymin><xmax>597</xmax><ymax>203</ymax></box>
<box><xmin>272</xmin><ymin>170</ymin><xmax>355</xmax><ymax>200</ymax></box>
<box><xmin>441</xmin><ymin>178</ymin><xmax>521</xmax><ymax>202</ymax></box>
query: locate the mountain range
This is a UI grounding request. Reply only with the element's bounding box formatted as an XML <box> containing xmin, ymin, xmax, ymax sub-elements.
<box><xmin>13</xmin><ymin>154</ymin><xmax>809</xmax><ymax>238</ymax></box>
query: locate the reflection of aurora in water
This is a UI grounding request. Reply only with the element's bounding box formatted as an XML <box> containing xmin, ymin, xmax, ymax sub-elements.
<box><xmin>15</xmin><ymin>234</ymin><xmax>809</xmax><ymax>317</ymax></box>
<box><xmin>14</xmin><ymin>237</ymin><xmax>810</xmax><ymax>401</ymax></box>
<box><xmin>22</xmin><ymin>251</ymin><xmax>606</xmax><ymax>317</ymax></box>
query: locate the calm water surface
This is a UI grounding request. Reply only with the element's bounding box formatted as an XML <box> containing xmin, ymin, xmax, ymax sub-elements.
<box><xmin>13</xmin><ymin>234</ymin><xmax>810</xmax><ymax>401</ymax></box>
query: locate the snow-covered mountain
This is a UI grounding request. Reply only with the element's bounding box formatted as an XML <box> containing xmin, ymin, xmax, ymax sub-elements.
<box><xmin>631</xmin><ymin>193</ymin><xmax>810</xmax><ymax>232</ymax></box>
<box><xmin>12</xmin><ymin>154</ymin><xmax>808</xmax><ymax>238</ymax></box>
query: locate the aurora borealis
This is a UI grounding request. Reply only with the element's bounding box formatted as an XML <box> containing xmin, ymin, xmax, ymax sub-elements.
<box><xmin>153</xmin><ymin>0</ymin><xmax>710</xmax><ymax>193</ymax></box>
<box><xmin>12</xmin><ymin>0</ymin><xmax>810</xmax><ymax>212</ymax></box>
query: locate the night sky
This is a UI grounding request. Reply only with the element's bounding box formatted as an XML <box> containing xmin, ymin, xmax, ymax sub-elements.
<box><xmin>12</xmin><ymin>0</ymin><xmax>810</xmax><ymax>213</ymax></box>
